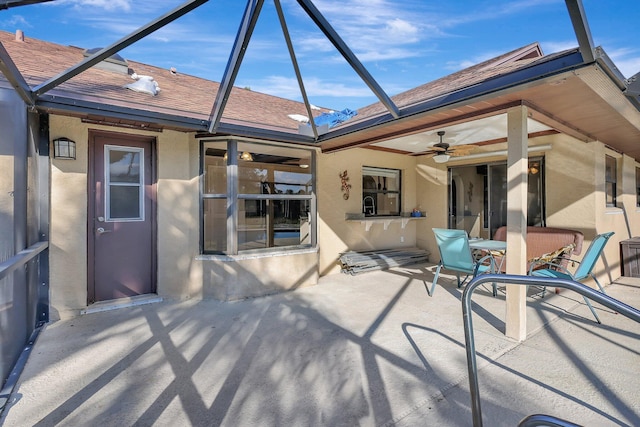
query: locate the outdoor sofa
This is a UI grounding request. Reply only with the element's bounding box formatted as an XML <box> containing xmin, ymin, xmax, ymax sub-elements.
<box><xmin>492</xmin><ymin>226</ymin><xmax>584</xmax><ymax>272</ymax></box>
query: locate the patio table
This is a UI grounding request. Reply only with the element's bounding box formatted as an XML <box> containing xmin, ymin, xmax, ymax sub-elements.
<box><xmin>468</xmin><ymin>239</ymin><xmax>507</xmax><ymax>272</ymax></box>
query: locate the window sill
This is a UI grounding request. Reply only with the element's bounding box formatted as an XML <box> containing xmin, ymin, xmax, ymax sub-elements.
<box><xmin>345</xmin><ymin>212</ymin><xmax>426</xmax><ymax>231</ymax></box>
<box><xmin>605</xmin><ymin>207</ymin><xmax>623</xmax><ymax>215</ymax></box>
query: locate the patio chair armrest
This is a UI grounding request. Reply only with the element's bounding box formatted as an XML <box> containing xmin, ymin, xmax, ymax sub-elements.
<box><xmin>528</xmin><ymin>259</ymin><xmax>572</xmax><ymax>275</ymax></box>
<box><xmin>474</xmin><ymin>254</ymin><xmax>496</xmax><ymax>275</ymax></box>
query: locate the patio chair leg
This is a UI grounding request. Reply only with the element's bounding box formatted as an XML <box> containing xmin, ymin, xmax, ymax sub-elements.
<box><xmin>583</xmin><ymin>296</ymin><xmax>601</xmax><ymax>324</ymax></box>
<box><xmin>428</xmin><ymin>263</ymin><xmax>442</xmax><ymax>296</ymax></box>
<box><xmin>591</xmin><ymin>274</ymin><xmax>607</xmax><ymax>294</ymax></box>
<box><xmin>457</xmin><ymin>274</ymin><xmax>471</xmax><ymax>288</ymax></box>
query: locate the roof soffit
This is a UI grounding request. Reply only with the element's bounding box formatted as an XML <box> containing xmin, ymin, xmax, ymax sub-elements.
<box><xmin>319</xmin><ymin>63</ymin><xmax>640</xmax><ymax>160</ymax></box>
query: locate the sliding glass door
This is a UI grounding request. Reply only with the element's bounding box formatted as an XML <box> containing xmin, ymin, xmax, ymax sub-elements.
<box><xmin>448</xmin><ymin>158</ymin><xmax>544</xmax><ymax>238</ymax></box>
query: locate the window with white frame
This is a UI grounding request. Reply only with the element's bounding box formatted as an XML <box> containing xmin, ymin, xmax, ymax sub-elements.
<box><xmin>201</xmin><ymin>140</ymin><xmax>315</xmax><ymax>254</ymax></box>
<box><xmin>605</xmin><ymin>155</ymin><xmax>617</xmax><ymax>207</ymax></box>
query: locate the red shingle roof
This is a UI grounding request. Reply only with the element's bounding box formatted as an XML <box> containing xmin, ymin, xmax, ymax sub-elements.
<box><xmin>0</xmin><ymin>30</ymin><xmax>322</xmax><ymax>132</ymax></box>
<box><xmin>349</xmin><ymin>43</ymin><xmax>545</xmax><ymax>126</ymax></box>
<box><xmin>0</xmin><ymin>30</ymin><xmax>547</xmax><ymax>135</ymax></box>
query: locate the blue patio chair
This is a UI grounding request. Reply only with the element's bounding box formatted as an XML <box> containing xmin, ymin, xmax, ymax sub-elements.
<box><xmin>529</xmin><ymin>231</ymin><xmax>615</xmax><ymax>323</ymax></box>
<box><xmin>429</xmin><ymin>228</ymin><xmax>497</xmax><ymax>297</ymax></box>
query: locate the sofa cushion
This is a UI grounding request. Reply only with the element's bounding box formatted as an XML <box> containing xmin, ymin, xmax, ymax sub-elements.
<box><xmin>492</xmin><ymin>226</ymin><xmax>584</xmax><ymax>271</ymax></box>
<box><xmin>493</xmin><ymin>226</ymin><xmax>583</xmax><ymax>255</ymax></box>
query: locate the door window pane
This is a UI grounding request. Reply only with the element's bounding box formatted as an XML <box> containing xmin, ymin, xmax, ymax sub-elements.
<box><xmin>105</xmin><ymin>146</ymin><xmax>144</xmax><ymax>221</ymax></box>
<box><xmin>110</xmin><ymin>186</ymin><xmax>140</xmax><ymax>219</ymax></box>
<box><xmin>109</xmin><ymin>150</ymin><xmax>140</xmax><ymax>183</ymax></box>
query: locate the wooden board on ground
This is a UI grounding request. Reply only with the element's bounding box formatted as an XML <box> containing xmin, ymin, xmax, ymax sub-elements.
<box><xmin>339</xmin><ymin>248</ymin><xmax>430</xmax><ymax>275</ymax></box>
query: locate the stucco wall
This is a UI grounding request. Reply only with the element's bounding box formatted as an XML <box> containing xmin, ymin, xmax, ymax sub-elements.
<box><xmin>544</xmin><ymin>133</ymin><xmax>596</xmax><ymax>234</ymax></box>
<box><xmin>198</xmin><ymin>250</ymin><xmax>319</xmax><ymax>301</ymax></box>
<box><xmin>317</xmin><ymin>148</ymin><xmax>421</xmax><ymax>276</ymax></box>
<box><xmin>49</xmin><ymin>115</ymin><xmax>91</xmax><ymax>319</ymax></box>
<box><xmin>414</xmin><ymin>160</ymin><xmax>449</xmax><ymax>261</ymax></box>
<box><xmin>156</xmin><ymin>127</ymin><xmax>200</xmax><ymax>300</ymax></box>
<box><xmin>546</xmin><ymin>134</ymin><xmax>640</xmax><ymax>286</ymax></box>
<box><xmin>414</xmin><ymin>132</ymin><xmax>637</xmax><ymax>288</ymax></box>
<box><xmin>47</xmin><ymin>115</ymin><xmax>640</xmax><ymax>315</ymax></box>
<box><xmin>49</xmin><ymin>116</ymin><xmax>201</xmax><ymax>317</ymax></box>
<box><xmin>49</xmin><ymin>117</ymin><xmax>320</xmax><ymax>316</ymax></box>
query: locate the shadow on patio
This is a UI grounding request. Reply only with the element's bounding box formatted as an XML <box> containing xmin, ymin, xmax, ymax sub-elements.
<box><xmin>1</xmin><ymin>264</ymin><xmax>639</xmax><ymax>426</ymax></box>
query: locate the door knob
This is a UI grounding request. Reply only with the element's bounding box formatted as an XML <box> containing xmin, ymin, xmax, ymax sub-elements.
<box><xmin>97</xmin><ymin>227</ymin><xmax>111</xmax><ymax>234</ymax></box>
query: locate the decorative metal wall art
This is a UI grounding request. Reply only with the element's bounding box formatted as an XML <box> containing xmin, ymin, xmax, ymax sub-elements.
<box><xmin>339</xmin><ymin>170</ymin><xmax>351</xmax><ymax>200</ymax></box>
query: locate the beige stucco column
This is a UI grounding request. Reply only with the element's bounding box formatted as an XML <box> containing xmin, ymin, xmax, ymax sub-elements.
<box><xmin>505</xmin><ymin>106</ymin><xmax>529</xmax><ymax>341</ymax></box>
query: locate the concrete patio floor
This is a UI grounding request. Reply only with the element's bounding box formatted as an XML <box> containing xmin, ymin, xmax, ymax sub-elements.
<box><xmin>1</xmin><ymin>264</ymin><xmax>639</xmax><ymax>426</ymax></box>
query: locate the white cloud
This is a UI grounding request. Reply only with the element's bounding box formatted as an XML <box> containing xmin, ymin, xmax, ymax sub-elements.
<box><xmin>356</xmin><ymin>48</ymin><xmax>423</xmax><ymax>62</ymax></box>
<box><xmin>542</xmin><ymin>42</ymin><xmax>640</xmax><ymax>78</ymax></box>
<box><xmin>241</xmin><ymin>75</ymin><xmax>372</xmax><ymax>102</ymax></box>
<box><xmin>385</xmin><ymin>18</ymin><xmax>419</xmax><ymax>41</ymax></box>
<box><xmin>56</xmin><ymin>0</ymin><xmax>133</xmax><ymax>12</ymax></box>
<box><xmin>288</xmin><ymin>0</ymin><xmax>433</xmax><ymax>62</ymax></box>
<box><xmin>440</xmin><ymin>0</ymin><xmax>557</xmax><ymax>27</ymax></box>
<box><xmin>607</xmin><ymin>47</ymin><xmax>640</xmax><ymax>78</ymax></box>
<box><xmin>2</xmin><ymin>15</ymin><xmax>31</xmax><ymax>28</ymax></box>
<box><xmin>444</xmin><ymin>50</ymin><xmax>501</xmax><ymax>72</ymax></box>
<box><xmin>541</xmin><ymin>40</ymin><xmax>578</xmax><ymax>55</ymax></box>
<box><xmin>614</xmin><ymin>57</ymin><xmax>640</xmax><ymax>79</ymax></box>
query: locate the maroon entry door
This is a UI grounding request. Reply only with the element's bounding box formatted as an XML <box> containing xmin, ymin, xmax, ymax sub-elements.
<box><xmin>88</xmin><ymin>131</ymin><xmax>156</xmax><ymax>303</ymax></box>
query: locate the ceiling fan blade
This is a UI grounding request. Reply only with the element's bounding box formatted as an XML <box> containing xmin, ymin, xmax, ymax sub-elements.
<box><xmin>450</xmin><ymin>146</ymin><xmax>475</xmax><ymax>156</ymax></box>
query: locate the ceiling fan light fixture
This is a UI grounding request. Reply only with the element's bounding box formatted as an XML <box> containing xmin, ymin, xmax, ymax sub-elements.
<box><xmin>433</xmin><ymin>153</ymin><xmax>450</xmax><ymax>163</ymax></box>
<box><xmin>240</xmin><ymin>151</ymin><xmax>254</xmax><ymax>161</ymax></box>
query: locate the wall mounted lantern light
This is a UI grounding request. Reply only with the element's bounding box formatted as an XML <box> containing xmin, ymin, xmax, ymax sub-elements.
<box><xmin>53</xmin><ymin>137</ymin><xmax>76</xmax><ymax>160</ymax></box>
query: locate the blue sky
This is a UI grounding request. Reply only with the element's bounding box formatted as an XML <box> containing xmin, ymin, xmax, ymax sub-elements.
<box><xmin>1</xmin><ymin>0</ymin><xmax>639</xmax><ymax>111</ymax></box>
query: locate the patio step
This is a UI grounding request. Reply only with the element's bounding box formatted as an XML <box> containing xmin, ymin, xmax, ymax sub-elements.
<box><xmin>339</xmin><ymin>248</ymin><xmax>430</xmax><ymax>275</ymax></box>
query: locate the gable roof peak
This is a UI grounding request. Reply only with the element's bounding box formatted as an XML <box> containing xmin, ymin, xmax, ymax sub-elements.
<box><xmin>476</xmin><ymin>42</ymin><xmax>544</xmax><ymax>72</ymax></box>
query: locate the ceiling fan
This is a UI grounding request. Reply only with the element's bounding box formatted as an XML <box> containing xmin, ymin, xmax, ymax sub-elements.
<box><xmin>424</xmin><ymin>131</ymin><xmax>474</xmax><ymax>163</ymax></box>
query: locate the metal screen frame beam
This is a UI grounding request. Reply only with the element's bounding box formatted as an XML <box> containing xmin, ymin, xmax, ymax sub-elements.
<box><xmin>209</xmin><ymin>0</ymin><xmax>264</xmax><ymax>133</ymax></box>
<box><xmin>0</xmin><ymin>241</ymin><xmax>48</xmax><ymax>282</ymax></box>
<box><xmin>565</xmin><ymin>0</ymin><xmax>595</xmax><ymax>63</ymax></box>
<box><xmin>0</xmin><ymin>0</ymin><xmax>53</xmax><ymax>9</ymax></box>
<box><xmin>296</xmin><ymin>0</ymin><xmax>399</xmax><ymax>118</ymax></box>
<box><xmin>274</xmin><ymin>0</ymin><xmax>319</xmax><ymax>139</ymax></box>
<box><xmin>0</xmin><ymin>42</ymin><xmax>34</xmax><ymax>105</ymax></box>
<box><xmin>36</xmin><ymin>112</ymin><xmax>50</xmax><ymax>325</ymax></box>
<box><xmin>33</xmin><ymin>0</ymin><xmax>208</xmax><ymax>96</ymax></box>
